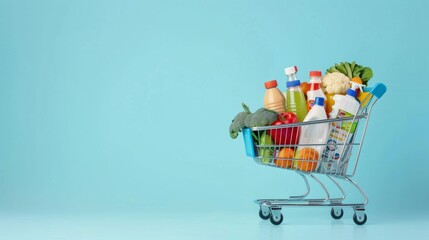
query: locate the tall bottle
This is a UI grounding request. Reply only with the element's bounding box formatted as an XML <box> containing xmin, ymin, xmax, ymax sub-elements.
<box><xmin>264</xmin><ymin>80</ymin><xmax>286</xmax><ymax>113</ymax></box>
<box><xmin>284</xmin><ymin>66</ymin><xmax>308</xmax><ymax>122</ymax></box>
<box><xmin>306</xmin><ymin>71</ymin><xmax>326</xmax><ymax>111</ymax></box>
<box><xmin>322</xmin><ymin>89</ymin><xmax>361</xmax><ymax>174</ymax></box>
<box><xmin>299</xmin><ymin>97</ymin><xmax>329</xmax><ymax>151</ymax></box>
<box><xmin>296</xmin><ymin>97</ymin><xmax>329</xmax><ymax>171</ymax></box>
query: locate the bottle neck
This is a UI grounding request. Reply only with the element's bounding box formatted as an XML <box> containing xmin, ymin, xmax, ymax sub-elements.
<box><xmin>309</xmin><ymin>83</ymin><xmax>321</xmax><ymax>91</ymax></box>
<box><xmin>310</xmin><ymin>76</ymin><xmax>322</xmax><ymax>83</ymax></box>
<box><xmin>287</xmin><ymin>74</ymin><xmax>298</xmax><ymax>81</ymax></box>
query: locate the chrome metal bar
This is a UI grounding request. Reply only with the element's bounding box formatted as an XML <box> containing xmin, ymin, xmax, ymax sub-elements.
<box><xmin>348</xmin><ymin>98</ymin><xmax>378</xmax><ymax>177</ymax></box>
<box><xmin>250</xmin><ymin>114</ymin><xmax>368</xmax><ymax>131</ymax></box>
<box><xmin>327</xmin><ymin>175</ymin><xmax>346</xmax><ymax>202</ymax></box>
<box><xmin>289</xmin><ymin>173</ymin><xmax>310</xmax><ymax>199</ymax></box>
<box><xmin>345</xmin><ymin>177</ymin><xmax>368</xmax><ymax>206</ymax></box>
<box><xmin>309</xmin><ymin>173</ymin><xmax>330</xmax><ymax>203</ymax></box>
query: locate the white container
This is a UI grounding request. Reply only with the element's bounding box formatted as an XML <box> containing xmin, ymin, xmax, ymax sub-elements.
<box><xmin>329</xmin><ymin>89</ymin><xmax>360</xmax><ymax>119</ymax></box>
<box><xmin>297</xmin><ymin>97</ymin><xmax>329</xmax><ymax>161</ymax></box>
<box><xmin>321</xmin><ymin>89</ymin><xmax>360</xmax><ymax>174</ymax></box>
<box><xmin>306</xmin><ymin>71</ymin><xmax>326</xmax><ymax>111</ymax></box>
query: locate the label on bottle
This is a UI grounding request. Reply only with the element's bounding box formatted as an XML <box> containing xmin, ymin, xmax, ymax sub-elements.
<box><xmin>307</xmin><ymin>100</ymin><xmax>315</xmax><ymax>111</ymax></box>
<box><xmin>336</xmin><ymin>109</ymin><xmax>357</xmax><ymax>134</ymax></box>
<box><xmin>319</xmin><ymin>110</ymin><xmax>357</xmax><ymax>174</ymax></box>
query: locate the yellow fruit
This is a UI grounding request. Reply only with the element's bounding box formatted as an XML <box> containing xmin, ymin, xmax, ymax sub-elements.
<box><xmin>325</xmin><ymin>93</ymin><xmax>335</xmax><ymax>115</ymax></box>
<box><xmin>358</xmin><ymin>92</ymin><xmax>372</xmax><ymax>108</ymax></box>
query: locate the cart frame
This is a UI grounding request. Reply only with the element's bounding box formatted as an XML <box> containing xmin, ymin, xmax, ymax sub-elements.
<box><xmin>242</xmin><ymin>83</ymin><xmax>386</xmax><ymax>225</ymax></box>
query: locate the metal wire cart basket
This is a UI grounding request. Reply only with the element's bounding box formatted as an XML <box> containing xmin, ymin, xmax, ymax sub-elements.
<box><xmin>242</xmin><ymin>83</ymin><xmax>386</xmax><ymax>225</ymax></box>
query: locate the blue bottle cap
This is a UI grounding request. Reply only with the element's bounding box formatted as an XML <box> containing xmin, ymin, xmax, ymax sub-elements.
<box><xmin>346</xmin><ymin>88</ymin><xmax>357</xmax><ymax>97</ymax></box>
<box><xmin>286</xmin><ymin>80</ymin><xmax>301</xmax><ymax>88</ymax></box>
<box><xmin>315</xmin><ymin>97</ymin><xmax>324</xmax><ymax>106</ymax></box>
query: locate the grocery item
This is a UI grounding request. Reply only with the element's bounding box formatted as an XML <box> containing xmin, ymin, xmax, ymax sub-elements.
<box><xmin>229</xmin><ymin>103</ymin><xmax>251</xmax><ymax>139</ymax></box>
<box><xmin>285</xmin><ymin>80</ymin><xmax>308</xmax><ymax>122</ymax></box>
<box><xmin>350</xmin><ymin>79</ymin><xmax>372</xmax><ymax>108</ymax></box>
<box><xmin>296</xmin><ymin>148</ymin><xmax>319</xmax><ymax>172</ymax></box>
<box><xmin>274</xmin><ymin>148</ymin><xmax>295</xmax><ymax>168</ymax></box>
<box><xmin>329</xmin><ymin>89</ymin><xmax>360</xmax><ymax>120</ymax></box>
<box><xmin>285</xmin><ymin>66</ymin><xmax>298</xmax><ymax>81</ymax></box>
<box><xmin>259</xmin><ymin>131</ymin><xmax>273</xmax><ymax>164</ymax></box>
<box><xmin>307</xmin><ymin>71</ymin><xmax>327</xmax><ymax>111</ymax></box>
<box><xmin>229</xmin><ymin>103</ymin><xmax>278</xmax><ymax>139</ymax></box>
<box><xmin>295</xmin><ymin>97</ymin><xmax>329</xmax><ymax>171</ymax></box>
<box><xmin>322</xmin><ymin>72</ymin><xmax>350</xmax><ymax>95</ymax></box>
<box><xmin>269</xmin><ymin>112</ymin><xmax>300</xmax><ymax>146</ymax></box>
<box><xmin>244</xmin><ymin>107</ymin><xmax>278</xmax><ymax>128</ymax></box>
<box><xmin>300</xmin><ymin>82</ymin><xmax>309</xmax><ymax>96</ymax></box>
<box><xmin>321</xmin><ymin>89</ymin><xmax>361</xmax><ymax>174</ymax></box>
<box><xmin>357</xmin><ymin>92</ymin><xmax>371</xmax><ymax>108</ymax></box>
<box><xmin>299</xmin><ymin>97</ymin><xmax>329</xmax><ymax>151</ymax></box>
<box><xmin>264</xmin><ymin>80</ymin><xmax>286</xmax><ymax>113</ymax></box>
<box><xmin>325</xmin><ymin>93</ymin><xmax>335</xmax><ymax>115</ymax></box>
<box><xmin>326</xmin><ymin>61</ymin><xmax>373</xmax><ymax>85</ymax></box>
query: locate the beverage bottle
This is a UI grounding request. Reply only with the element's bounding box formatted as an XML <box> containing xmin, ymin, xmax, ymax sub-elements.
<box><xmin>306</xmin><ymin>71</ymin><xmax>327</xmax><ymax>111</ymax></box>
<box><xmin>285</xmin><ymin>80</ymin><xmax>308</xmax><ymax>122</ymax></box>
<box><xmin>297</xmin><ymin>97</ymin><xmax>329</xmax><ymax>169</ymax></box>
<box><xmin>264</xmin><ymin>80</ymin><xmax>286</xmax><ymax>113</ymax></box>
<box><xmin>285</xmin><ymin>66</ymin><xmax>299</xmax><ymax>81</ymax></box>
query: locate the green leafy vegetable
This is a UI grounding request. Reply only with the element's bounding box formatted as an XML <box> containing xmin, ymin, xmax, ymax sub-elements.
<box><xmin>326</xmin><ymin>61</ymin><xmax>374</xmax><ymax>86</ymax></box>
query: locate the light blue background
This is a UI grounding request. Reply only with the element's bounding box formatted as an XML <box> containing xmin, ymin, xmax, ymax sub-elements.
<box><xmin>1</xmin><ymin>0</ymin><xmax>428</xmax><ymax>239</ymax></box>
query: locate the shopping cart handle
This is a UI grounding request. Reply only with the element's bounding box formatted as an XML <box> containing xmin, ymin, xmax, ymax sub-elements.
<box><xmin>363</xmin><ymin>83</ymin><xmax>387</xmax><ymax>99</ymax></box>
<box><xmin>243</xmin><ymin>128</ymin><xmax>256</xmax><ymax>157</ymax></box>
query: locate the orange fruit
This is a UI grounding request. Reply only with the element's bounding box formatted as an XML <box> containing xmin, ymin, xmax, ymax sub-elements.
<box><xmin>296</xmin><ymin>148</ymin><xmax>319</xmax><ymax>172</ymax></box>
<box><xmin>300</xmin><ymin>82</ymin><xmax>309</xmax><ymax>96</ymax></box>
<box><xmin>274</xmin><ymin>148</ymin><xmax>295</xmax><ymax>168</ymax></box>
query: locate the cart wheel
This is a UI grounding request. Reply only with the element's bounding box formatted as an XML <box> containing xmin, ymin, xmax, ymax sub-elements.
<box><xmin>330</xmin><ymin>207</ymin><xmax>344</xmax><ymax>219</ymax></box>
<box><xmin>259</xmin><ymin>208</ymin><xmax>271</xmax><ymax>220</ymax></box>
<box><xmin>269</xmin><ymin>213</ymin><xmax>283</xmax><ymax>225</ymax></box>
<box><xmin>353</xmin><ymin>212</ymin><xmax>367</xmax><ymax>225</ymax></box>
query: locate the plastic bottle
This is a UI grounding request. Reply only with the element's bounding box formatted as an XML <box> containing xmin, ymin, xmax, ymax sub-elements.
<box><xmin>329</xmin><ymin>89</ymin><xmax>360</xmax><ymax>119</ymax></box>
<box><xmin>306</xmin><ymin>71</ymin><xmax>326</xmax><ymax>111</ymax></box>
<box><xmin>321</xmin><ymin>89</ymin><xmax>361</xmax><ymax>174</ymax></box>
<box><xmin>285</xmin><ymin>66</ymin><xmax>298</xmax><ymax>81</ymax></box>
<box><xmin>285</xmin><ymin>80</ymin><xmax>308</xmax><ymax>122</ymax></box>
<box><xmin>297</xmin><ymin>97</ymin><xmax>329</xmax><ymax>161</ymax></box>
<box><xmin>264</xmin><ymin>80</ymin><xmax>286</xmax><ymax>113</ymax></box>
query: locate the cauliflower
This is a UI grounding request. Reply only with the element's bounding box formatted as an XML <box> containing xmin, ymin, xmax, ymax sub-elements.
<box><xmin>322</xmin><ymin>72</ymin><xmax>350</xmax><ymax>94</ymax></box>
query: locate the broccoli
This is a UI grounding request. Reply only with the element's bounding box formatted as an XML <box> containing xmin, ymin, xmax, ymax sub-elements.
<box><xmin>229</xmin><ymin>103</ymin><xmax>251</xmax><ymax>139</ymax></box>
<box><xmin>229</xmin><ymin>103</ymin><xmax>279</xmax><ymax>139</ymax></box>
<box><xmin>244</xmin><ymin>107</ymin><xmax>278</xmax><ymax>128</ymax></box>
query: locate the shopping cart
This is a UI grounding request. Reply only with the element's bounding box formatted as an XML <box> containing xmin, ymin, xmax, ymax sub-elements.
<box><xmin>242</xmin><ymin>83</ymin><xmax>386</xmax><ymax>225</ymax></box>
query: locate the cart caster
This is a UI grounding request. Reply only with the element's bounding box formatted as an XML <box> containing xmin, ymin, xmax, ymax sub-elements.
<box><xmin>353</xmin><ymin>211</ymin><xmax>367</xmax><ymax>225</ymax></box>
<box><xmin>330</xmin><ymin>207</ymin><xmax>344</xmax><ymax>220</ymax></box>
<box><xmin>259</xmin><ymin>207</ymin><xmax>271</xmax><ymax>220</ymax></box>
<box><xmin>269</xmin><ymin>208</ymin><xmax>283</xmax><ymax>225</ymax></box>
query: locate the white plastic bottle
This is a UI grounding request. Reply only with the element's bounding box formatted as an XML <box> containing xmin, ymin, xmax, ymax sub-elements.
<box><xmin>306</xmin><ymin>71</ymin><xmax>326</xmax><ymax>111</ymax></box>
<box><xmin>321</xmin><ymin>89</ymin><xmax>361</xmax><ymax>174</ymax></box>
<box><xmin>329</xmin><ymin>89</ymin><xmax>360</xmax><ymax>119</ymax></box>
<box><xmin>297</xmin><ymin>97</ymin><xmax>329</xmax><ymax>157</ymax></box>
